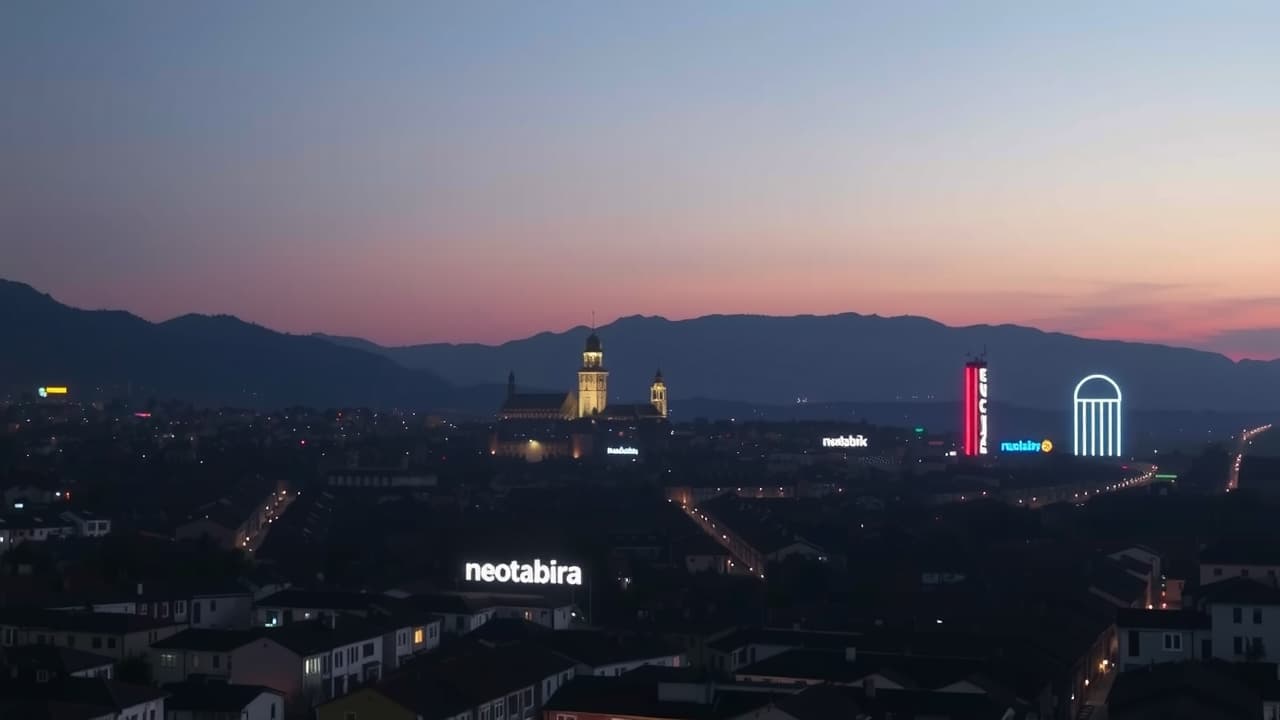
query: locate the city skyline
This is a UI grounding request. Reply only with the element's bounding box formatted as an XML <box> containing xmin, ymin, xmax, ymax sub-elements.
<box><xmin>3</xmin><ymin>2</ymin><xmax>1278</xmax><ymax>358</ymax></box>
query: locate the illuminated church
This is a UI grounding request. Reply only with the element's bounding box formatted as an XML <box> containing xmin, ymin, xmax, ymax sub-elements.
<box><xmin>500</xmin><ymin>331</ymin><xmax>668</xmax><ymax>422</ymax></box>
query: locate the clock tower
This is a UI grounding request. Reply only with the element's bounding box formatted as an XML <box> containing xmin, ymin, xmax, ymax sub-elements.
<box><xmin>577</xmin><ymin>331</ymin><xmax>608</xmax><ymax>418</ymax></box>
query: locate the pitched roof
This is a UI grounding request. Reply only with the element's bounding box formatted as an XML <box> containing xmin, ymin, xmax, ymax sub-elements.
<box><xmin>542</xmin><ymin>675</ymin><xmax>714</xmax><ymax>720</ymax></box>
<box><xmin>1201</xmin><ymin>539</ymin><xmax>1280</xmax><ymax>567</ymax></box>
<box><xmin>151</xmin><ymin>628</ymin><xmax>258</xmax><ymax>652</ymax></box>
<box><xmin>163</xmin><ymin>681</ymin><xmax>282</xmax><ymax>712</ymax></box>
<box><xmin>601</xmin><ymin>403</ymin><xmax>663</xmax><ymax>420</ymax></box>
<box><xmin>255</xmin><ymin>618</ymin><xmax>387</xmax><ymax>657</ymax></box>
<box><xmin>1198</xmin><ymin>577</ymin><xmax>1280</xmax><ymax>606</ymax></box>
<box><xmin>1115</xmin><ymin>609</ymin><xmax>1210</xmax><ymax>631</ymax></box>
<box><xmin>775</xmin><ymin>685</ymin><xmax>864</xmax><ymax>720</ymax></box>
<box><xmin>0</xmin><ymin>609</ymin><xmax>181</xmax><ymax>634</ymax></box>
<box><xmin>0</xmin><ymin>676</ymin><xmax>169</xmax><ymax>711</ymax></box>
<box><xmin>379</xmin><ymin>641</ymin><xmax>577</xmax><ymax>718</ymax></box>
<box><xmin>540</xmin><ymin>630</ymin><xmax>683</xmax><ymax>668</ymax></box>
<box><xmin>1107</xmin><ymin>662</ymin><xmax>1261</xmax><ymax>719</ymax></box>
<box><xmin>0</xmin><ymin>644</ymin><xmax>116</xmax><ymax>674</ymax></box>
<box><xmin>501</xmin><ymin>393</ymin><xmax>573</xmax><ymax>412</ymax></box>
<box><xmin>256</xmin><ymin>588</ymin><xmax>382</xmax><ymax>611</ymax></box>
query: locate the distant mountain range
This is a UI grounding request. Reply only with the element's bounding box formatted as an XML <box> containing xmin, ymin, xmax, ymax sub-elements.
<box><xmin>316</xmin><ymin>314</ymin><xmax>1280</xmax><ymax>414</ymax></box>
<box><xmin>0</xmin><ymin>279</ymin><xmax>458</xmax><ymax>410</ymax></box>
<box><xmin>3</xmin><ymin>278</ymin><xmax>1279</xmax><ymax>419</ymax></box>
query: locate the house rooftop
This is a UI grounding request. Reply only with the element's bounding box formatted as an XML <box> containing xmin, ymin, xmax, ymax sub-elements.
<box><xmin>1115</xmin><ymin>609</ymin><xmax>1210</xmax><ymax>631</ymax></box>
<box><xmin>0</xmin><ymin>644</ymin><xmax>116</xmax><ymax>674</ymax></box>
<box><xmin>0</xmin><ymin>676</ymin><xmax>170</xmax><ymax>713</ymax></box>
<box><xmin>0</xmin><ymin>609</ymin><xmax>182</xmax><ymax>635</ymax></box>
<box><xmin>1199</xmin><ymin>577</ymin><xmax>1280</xmax><ymax>606</ymax></box>
<box><xmin>151</xmin><ymin>629</ymin><xmax>259</xmax><ymax>652</ymax></box>
<box><xmin>1107</xmin><ymin>661</ymin><xmax>1260</xmax><ymax>719</ymax></box>
<box><xmin>1201</xmin><ymin>539</ymin><xmax>1280</xmax><ymax>568</ymax></box>
<box><xmin>163</xmin><ymin>681</ymin><xmax>282</xmax><ymax>712</ymax></box>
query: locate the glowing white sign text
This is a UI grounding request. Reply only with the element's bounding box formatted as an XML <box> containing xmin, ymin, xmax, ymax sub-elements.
<box><xmin>465</xmin><ymin>559</ymin><xmax>583</xmax><ymax>586</ymax></box>
<box><xmin>822</xmin><ymin>435</ymin><xmax>870</xmax><ymax>448</ymax></box>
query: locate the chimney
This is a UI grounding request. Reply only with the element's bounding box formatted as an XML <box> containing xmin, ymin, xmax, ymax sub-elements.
<box><xmin>136</xmin><ymin>583</ymin><xmax>143</xmax><ymax>597</ymax></box>
<box><xmin>845</xmin><ymin>647</ymin><xmax>857</xmax><ymax>662</ymax></box>
<box><xmin>863</xmin><ymin>676</ymin><xmax>875</xmax><ymax>699</ymax></box>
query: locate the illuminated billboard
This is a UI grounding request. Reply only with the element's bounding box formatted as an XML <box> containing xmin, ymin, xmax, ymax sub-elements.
<box><xmin>963</xmin><ymin>362</ymin><xmax>989</xmax><ymax>456</ymax></box>
<box><xmin>37</xmin><ymin>386</ymin><xmax>68</xmax><ymax>398</ymax></box>
<box><xmin>606</xmin><ymin>446</ymin><xmax>639</xmax><ymax>456</ymax></box>
<box><xmin>464</xmin><ymin>559</ymin><xmax>583</xmax><ymax>586</ymax></box>
<box><xmin>1000</xmin><ymin>439</ymin><xmax>1054</xmax><ymax>454</ymax></box>
<box><xmin>1073</xmin><ymin>374</ymin><xmax>1122</xmax><ymax>457</ymax></box>
<box><xmin>821</xmin><ymin>434</ymin><xmax>869</xmax><ymax>448</ymax></box>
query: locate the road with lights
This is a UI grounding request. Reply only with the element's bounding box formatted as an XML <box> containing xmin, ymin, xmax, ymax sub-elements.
<box><xmin>1227</xmin><ymin>424</ymin><xmax>1272</xmax><ymax>493</ymax></box>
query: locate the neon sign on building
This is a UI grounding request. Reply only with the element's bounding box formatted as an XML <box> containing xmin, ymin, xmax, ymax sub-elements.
<box><xmin>464</xmin><ymin>560</ymin><xmax>583</xmax><ymax>586</ymax></box>
<box><xmin>1000</xmin><ymin>439</ymin><xmax>1054</xmax><ymax>454</ymax></box>
<box><xmin>606</xmin><ymin>446</ymin><xmax>639</xmax><ymax>456</ymax></box>
<box><xmin>963</xmin><ymin>362</ymin><xmax>989</xmax><ymax>456</ymax></box>
<box><xmin>1073</xmin><ymin>374</ymin><xmax>1122</xmax><ymax>457</ymax></box>
<box><xmin>821</xmin><ymin>434</ymin><xmax>869</xmax><ymax>448</ymax></box>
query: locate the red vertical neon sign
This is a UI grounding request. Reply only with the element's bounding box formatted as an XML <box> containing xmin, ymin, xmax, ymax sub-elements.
<box><xmin>963</xmin><ymin>364</ymin><xmax>974</xmax><ymax>456</ymax></box>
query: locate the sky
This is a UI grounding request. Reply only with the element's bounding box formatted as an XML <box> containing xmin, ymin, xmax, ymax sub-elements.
<box><xmin>2</xmin><ymin>1</ymin><xmax>1278</xmax><ymax>358</ymax></box>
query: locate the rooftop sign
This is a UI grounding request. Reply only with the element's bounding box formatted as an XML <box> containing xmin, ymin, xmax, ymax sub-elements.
<box><xmin>465</xmin><ymin>560</ymin><xmax>582</xmax><ymax>586</ymax></box>
<box><xmin>822</xmin><ymin>435</ymin><xmax>869</xmax><ymax>448</ymax></box>
<box><xmin>606</xmin><ymin>446</ymin><xmax>639</xmax><ymax>456</ymax></box>
<box><xmin>37</xmin><ymin>386</ymin><xmax>68</xmax><ymax>398</ymax></box>
<box><xmin>1000</xmin><ymin>439</ymin><xmax>1054</xmax><ymax>454</ymax></box>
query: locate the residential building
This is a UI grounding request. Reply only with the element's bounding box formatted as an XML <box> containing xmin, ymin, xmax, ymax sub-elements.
<box><xmin>0</xmin><ymin>609</ymin><xmax>184</xmax><ymax>661</ymax></box>
<box><xmin>0</xmin><ymin>676</ymin><xmax>168</xmax><ymax>720</ymax></box>
<box><xmin>151</xmin><ymin>619</ymin><xmax>387</xmax><ymax>708</ymax></box>
<box><xmin>315</xmin><ymin>641</ymin><xmax>577</xmax><ymax>720</ymax></box>
<box><xmin>252</xmin><ymin>589</ymin><xmax>442</xmax><ymax>669</ymax></box>
<box><xmin>393</xmin><ymin>591</ymin><xmax>575</xmax><ymax>635</ymax></box>
<box><xmin>175</xmin><ymin>476</ymin><xmax>286</xmax><ymax>551</ymax></box>
<box><xmin>542</xmin><ymin>669</ymin><xmax>777</xmax><ymax>720</ymax></box>
<box><xmin>1116</xmin><ymin>609</ymin><xmax>1211</xmax><ymax>670</ymax></box>
<box><xmin>46</xmin><ymin>583</ymin><xmax>255</xmax><ymax>630</ymax></box>
<box><xmin>468</xmin><ymin>621</ymin><xmax>685</xmax><ymax>678</ymax></box>
<box><xmin>151</xmin><ymin>629</ymin><xmax>256</xmax><ymax>686</ymax></box>
<box><xmin>163</xmin><ymin>681</ymin><xmax>284</xmax><ymax>720</ymax></box>
<box><xmin>1201</xmin><ymin>541</ymin><xmax>1280</xmax><ymax>589</ymax></box>
<box><xmin>0</xmin><ymin>512</ymin><xmax>77</xmax><ymax>549</ymax></box>
<box><xmin>1107</xmin><ymin>661</ymin><xmax>1261</xmax><ymax>720</ymax></box>
<box><xmin>1198</xmin><ymin>577</ymin><xmax>1280</xmax><ymax>663</ymax></box>
<box><xmin>61</xmin><ymin>510</ymin><xmax>113</xmax><ymax>538</ymax></box>
<box><xmin>0</xmin><ymin>643</ymin><xmax>116</xmax><ymax>680</ymax></box>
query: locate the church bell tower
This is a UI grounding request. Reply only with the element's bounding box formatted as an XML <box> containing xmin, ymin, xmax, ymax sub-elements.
<box><xmin>577</xmin><ymin>331</ymin><xmax>608</xmax><ymax>418</ymax></box>
<box><xmin>651</xmin><ymin>369</ymin><xmax>668</xmax><ymax>419</ymax></box>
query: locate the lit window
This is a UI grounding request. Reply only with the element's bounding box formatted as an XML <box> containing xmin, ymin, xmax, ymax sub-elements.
<box><xmin>305</xmin><ymin>657</ymin><xmax>321</xmax><ymax>675</ymax></box>
<box><xmin>414</xmin><ymin>628</ymin><xmax>424</xmax><ymax>644</ymax></box>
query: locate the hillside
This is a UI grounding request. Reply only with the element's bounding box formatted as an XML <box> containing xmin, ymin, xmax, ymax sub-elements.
<box><xmin>318</xmin><ymin>314</ymin><xmax>1280</xmax><ymax>413</ymax></box>
<box><xmin>0</xmin><ymin>280</ymin><xmax>456</xmax><ymax>410</ymax></box>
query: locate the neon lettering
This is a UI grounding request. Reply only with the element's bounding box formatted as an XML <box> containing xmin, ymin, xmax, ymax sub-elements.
<box><xmin>821</xmin><ymin>435</ymin><xmax>869</xmax><ymax>448</ymax></box>
<box><xmin>464</xmin><ymin>559</ymin><xmax>584</xmax><ymax>586</ymax></box>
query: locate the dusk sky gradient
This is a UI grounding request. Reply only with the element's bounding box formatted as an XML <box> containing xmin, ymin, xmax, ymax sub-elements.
<box><xmin>3</xmin><ymin>2</ymin><xmax>1278</xmax><ymax>357</ymax></box>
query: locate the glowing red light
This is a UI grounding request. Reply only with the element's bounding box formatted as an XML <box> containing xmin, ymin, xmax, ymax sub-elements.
<box><xmin>962</xmin><ymin>364</ymin><xmax>976</xmax><ymax>456</ymax></box>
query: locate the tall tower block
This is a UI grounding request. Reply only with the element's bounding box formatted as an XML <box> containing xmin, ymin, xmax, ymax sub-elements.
<box><xmin>963</xmin><ymin>359</ymin><xmax>989</xmax><ymax>456</ymax></box>
<box><xmin>577</xmin><ymin>331</ymin><xmax>608</xmax><ymax>417</ymax></box>
<box><xmin>651</xmin><ymin>369</ymin><xmax>668</xmax><ymax>418</ymax></box>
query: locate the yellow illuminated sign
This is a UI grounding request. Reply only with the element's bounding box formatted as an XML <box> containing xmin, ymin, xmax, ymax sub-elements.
<box><xmin>38</xmin><ymin>386</ymin><xmax>69</xmax><ymax>398</ymax></box>
<box><xmin>1041</xmin><ymin>439</ymin><xmax>1054</xmax><ymax>453</ymax></box>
